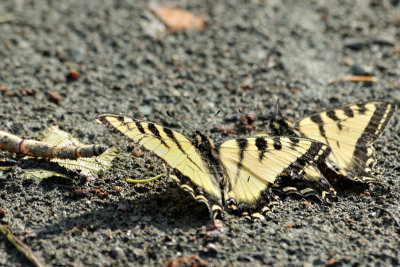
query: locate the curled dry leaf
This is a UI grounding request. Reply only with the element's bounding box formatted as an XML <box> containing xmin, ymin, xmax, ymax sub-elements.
<box><xmin>67</xmin><ymin>69</ymin><xmax>81</xmax><ymax>81</ymax></box>
<box><xmin>132</xmin><ymin>147</ymin><xmax>144</xmax><ymax>157</ymax></box>
<box><xmin>150</xmin><ymin>4</ymin><xmax>205</xmax><ymax>31</ymax></box>
<box><xmin>284</xmin><ymin>223</ymin><xmax>293</xmax><ymax>229</ymax></box>
<box><xmin>20</xmin><ymin>87</ymin><xmax>37</xmax><ymax>96</ymax></box>
<box><xmin>48</xmin><ymin>91</ymin><xmax>62</xmax><ymax>104</ymax></box>
<box><xmin>165</xmin><ymin>255</ymin><xmax>207</xmax><ymax>267</ymax></box>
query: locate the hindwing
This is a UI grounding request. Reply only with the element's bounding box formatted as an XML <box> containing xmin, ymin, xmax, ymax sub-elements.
<box><xmin>218</xmin><ymin>136</ymin><xmax>330</xmax><ymax>203</ymax></box>
<box><xmin>254</xmin><ymin>133</ymin><xmax>337</xmax><ymax>203</ymax></box>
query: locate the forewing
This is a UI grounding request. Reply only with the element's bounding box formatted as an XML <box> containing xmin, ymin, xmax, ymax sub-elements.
<box><xmin>95</xmin><ymin>114</ymin><xmax>221</xmax><ymax>199</ymax></box>
<box><xmin>218</xmin><ymin>136</ymin><xmax>330</xmax><ymax>206</ymax></box>
<box><xmin>294</xmin><ymin>102</ymin><xmax>395</xmax><ymax>176</ymax></box>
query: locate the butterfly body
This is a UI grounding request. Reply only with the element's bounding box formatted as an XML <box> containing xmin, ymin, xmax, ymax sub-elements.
<box><xmin>96</xmin><ymin>114</ymin><xmax>332</xmax><ymax>220</ymax></box>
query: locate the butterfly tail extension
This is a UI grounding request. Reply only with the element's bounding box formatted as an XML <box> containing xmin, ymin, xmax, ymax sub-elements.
<box><xmin>258</xmin><ymin>190</ymin><xmax>282</xmax><ymax>220</ymax></box>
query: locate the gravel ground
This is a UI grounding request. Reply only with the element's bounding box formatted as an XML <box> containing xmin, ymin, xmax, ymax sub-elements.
<box><xmin>0</xmin><ymin>0</ymin><xmax>399</xmax><ymax>266</ymax></box>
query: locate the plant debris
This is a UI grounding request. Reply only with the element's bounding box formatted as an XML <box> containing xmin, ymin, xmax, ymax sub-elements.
<box><xmin>165</xmin><ymin>255</ymin><xmax>207</xmax><ymax>267</ymax></box>
<box><xmin>14</xmin><ymin>126</ymin><xmax>118</xmax><ymax>179</ymax></box>
<box><xmin>328</xmin><ymin>75</ymin><xmax>376</xmax><ymax>84</ymax></box>
<box><xmin>150</xmin><ymin>4</ymin><xmax>205</xmax><ymax>32</ymax></box>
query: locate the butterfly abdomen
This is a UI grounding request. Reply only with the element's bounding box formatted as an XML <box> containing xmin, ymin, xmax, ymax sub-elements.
<box><xmin>270</xmin><ymin>119</ymin><xmax>297</xmax><ymax>137</ymax></box>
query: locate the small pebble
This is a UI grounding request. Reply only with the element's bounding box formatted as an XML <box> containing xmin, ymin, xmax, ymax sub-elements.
<box><xmin>66</xmin><ymin>47</ymin><xmax>85</xmax><ymax>61</ymax></box>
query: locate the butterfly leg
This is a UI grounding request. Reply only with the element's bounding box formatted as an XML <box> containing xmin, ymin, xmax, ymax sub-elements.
<box><xmin>162</xmin><ymin>163</ymin><xmax>170</xmax><ymax>180</ymax></box>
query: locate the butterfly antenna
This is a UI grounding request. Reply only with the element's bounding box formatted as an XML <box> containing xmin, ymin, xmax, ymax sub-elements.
<box><xmin>166</xmin><ymin>111</ymin><xmax>197</xmax><ymax>132</ymax></box>
<box><xmin>274</xmin><ymin>98</ymin><xmax>282</xmax><ymax>120</ymax></box>
<box><xmin>200</xmin><ymin>110</ymin><xmax>221</xmax><ymax>134</ymax></box>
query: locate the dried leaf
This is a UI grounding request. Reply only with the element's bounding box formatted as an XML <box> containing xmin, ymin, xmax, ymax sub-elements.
<box><xmin>150</xmin><ymin>4</ymin><xmax>205</xmax><ymax>31</ymax></box>
<box><xmin>21</xmin><ymin>169</ymin><xmax>69</xmax><ymax>180</ymax></box>
<box><xmin>41</xmin><ymin>126</ymin><xmax>118</xmax><ymax>176</ymax></box>
<box><xmin>47</xmin><ymin>91</ymin><xmax>62</xmax><ymax>104</ymax></box>
<box><xmin>165</xmin><ymin>255</ymin><xmax>207</xmax><ymax>267</ymax></box>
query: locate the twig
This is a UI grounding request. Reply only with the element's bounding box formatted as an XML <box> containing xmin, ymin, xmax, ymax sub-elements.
<box><xmin>328</xmin><ymin>75</ymin><xmax>376</xmax><ymax>84</ymax></box>
<box><xmin>0</xmin><ymin>224</ymin><xmax>44</xmax><ymax>267</ymax></box>
<box><xmin>0</xmin><ymin>130</ymin><xmax>106</xmax><ymax>159</ymax></box>
<box><xmin>372</xmin><ymin>206</ymin><xmax>400</xmax><ymax>228</ymax></box>
<box><xmin>0</xmin><ymin>14</ymin><xmax>14</xmax><ymax>24</ymax></box>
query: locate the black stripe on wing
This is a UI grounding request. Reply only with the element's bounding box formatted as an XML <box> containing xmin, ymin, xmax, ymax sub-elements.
<box><xmin>356</xmin><ymin>102</ymin><xmax>396</xmax><ymax>146</ymax></box>
<box><xmin>349</xmin><ymin>102</ymin><xmax>395</xmax><ymax>180</ymax></box>
<box><xmin>326</xmin><ymin>110</ymin><xmax>343</xmax><ymax>130</ymax></box>
<box><xmin>309</xmin><ymin>114</ymin><xmax>329</xmax><ymax>144</ymax></box>
<box><xmin>235</xmin><ymin>138</ymin><xmax>248</xmax><ymax>180</ymax></box>
<box><xmin>255</xmin><ymin>136</ymin><xmax>268</xmax><ymax>160</ymax></box>
<box><xmin>278</xmin><ymin>140</ymin><xmax>331</xmax><ymax>182</ymax></box>
<box><xmin>147</xmin><ymin>122</ymin><xmax>170</xmax><ymax>149</ymax></box>
<box><xmin>343</xmin><ymin>105</ymin><xmax>355</xmax><ymax>118</ymax></box>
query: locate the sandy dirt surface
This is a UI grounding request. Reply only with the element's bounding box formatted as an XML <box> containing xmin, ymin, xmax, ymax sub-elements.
<box><xmin>0</xmin><ymin>0</ymin><xmax>399</xmax><ymax>266</ymax></box>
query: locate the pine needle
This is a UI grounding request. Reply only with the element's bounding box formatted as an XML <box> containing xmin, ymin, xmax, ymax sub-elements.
<box><xmin>328</xmin><ymin>75</ymin><xmax>376</xmax><ymax>84</ymax></box>
<box><xmin>125</xmin><ymin>174</ymin><xmax>164</xmax><ymax>183</ymax></box>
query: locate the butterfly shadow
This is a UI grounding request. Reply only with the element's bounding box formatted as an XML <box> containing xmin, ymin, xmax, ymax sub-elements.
<box><xmin>26</xmin><ymin>187</ymin><xmax>212</xmax><ymax>240</ymax></box>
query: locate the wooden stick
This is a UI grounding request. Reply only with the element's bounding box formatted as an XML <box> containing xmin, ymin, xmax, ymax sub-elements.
<box><xmin>0</xmin><ymin>224</ymin><xmax>44</xmax><ymax>267</ymax></box>
<box><xmin>0</xmin><ymin>131</ymin><xmax>106</xmax><ymax>159</ymax></box>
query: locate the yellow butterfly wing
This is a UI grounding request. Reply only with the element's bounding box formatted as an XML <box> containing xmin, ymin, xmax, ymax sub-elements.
<box><xmin>95</xmin><ymin>114</ymin><xmax>222</xmax><ymax>205</ymax></box>
<box><xmin>294</xmin><ymin>101</ymin><xmax>395</xmax><ymax>181</ymax></box>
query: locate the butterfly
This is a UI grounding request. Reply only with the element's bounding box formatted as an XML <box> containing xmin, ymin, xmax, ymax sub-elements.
<box><xmin>267</xmin><ymin>101</ymin><xmax>396</xmax><ymax>188</ymax></box>
<box><xmin>95</xmin><ymin>113</ymin><xmax>332</xmax><ymax>220</ymax></box>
